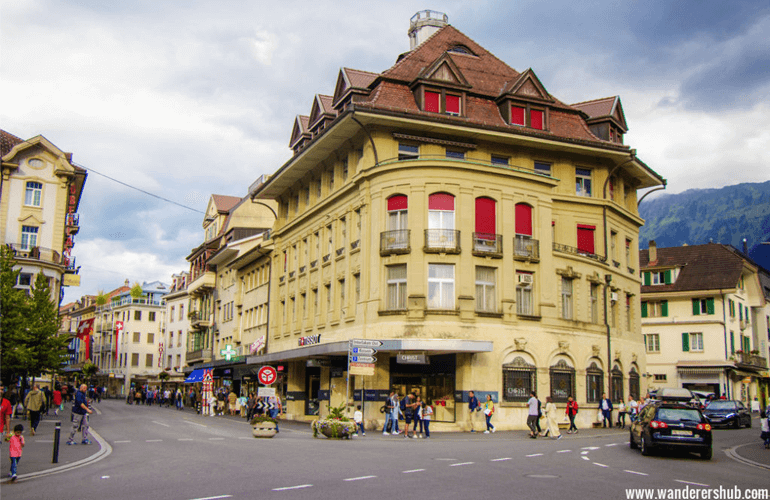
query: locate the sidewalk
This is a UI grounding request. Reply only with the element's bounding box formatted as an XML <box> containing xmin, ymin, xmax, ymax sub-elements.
<box><xmin>0</xmin><ymin>414</ymin><xmax>107</xmax><ymax>483</ymax></box>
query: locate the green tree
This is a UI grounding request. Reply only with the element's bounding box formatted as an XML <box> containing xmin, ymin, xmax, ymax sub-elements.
<box><xmin>95</xmin><ymin>290</ymin><xmax>107</xmax><ymax>306</ymax></box>
<box><xmin>130</xmin><ymin>283</ymin><xmax>144</xmax><ymax>300</ymax></box>
<box><xmin>0</xmin><ymin>246</ymin><xmax>30</xmax><ymax>384</ymax></box>
<box><xmin>25</xmin><ymin>273</ymin><xmax>71</xmax><ymax>381</ymax></box>
<box><xmin>82</xmin><ymin>362</ymin><xmax>99</xmax><ymax>386</ymax></box>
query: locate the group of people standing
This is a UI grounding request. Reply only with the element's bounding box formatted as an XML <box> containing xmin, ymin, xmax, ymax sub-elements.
<box><xmin>381</xmin><ymin>391</ymin><xmax>434</xmax><ymax>438</ymax></box>
<box><xmin>126</xmin><ymin>386</ymin><xmax>184</xmax><ymax>409</ymax></box>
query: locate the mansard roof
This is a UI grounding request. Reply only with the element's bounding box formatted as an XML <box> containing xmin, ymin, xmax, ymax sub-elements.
<box><xmin>572</xmin><ymin>96</ymin><xmax>628</xmax><ymax>132</ymax></box>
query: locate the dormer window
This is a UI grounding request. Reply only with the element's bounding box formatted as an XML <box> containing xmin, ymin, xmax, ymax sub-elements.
<box><xmin>511</xmin><ymin>104</ymin><xmax>545</xmax><ymax>130</ymax></box>
<box><xmin>423</xmin><ymin>89</ymin><xmax>462</xmax><ymax>116</ymax></box>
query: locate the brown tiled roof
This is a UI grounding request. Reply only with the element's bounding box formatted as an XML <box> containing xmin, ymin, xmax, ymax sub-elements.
<box><xmin>640</xmin><ymin>243</ymin><xmax>745</xmax><ymax>293</ymax></box>
<box><xmin>571</xmin><ymin>97</ymin><xmax>616</xmax><ymax>118</ymax></box>
<box><xmin>1</xmin><ymin>129</ymin><xmax>24</xmax><ymax>158</ymax></box>
<box><xmin>318</xmin><ymin>95</ymin><xmax>334</xmax><ymax>113</ymax></box>
<box><xmin>211</xmin><ymin>194</ymin><xmax>241</xmax><ymax>213</ymax></box>
<box><xmin>344</xmin><ymin>68</ymin><xmax>378</xmax><ymax>89</ymax></box>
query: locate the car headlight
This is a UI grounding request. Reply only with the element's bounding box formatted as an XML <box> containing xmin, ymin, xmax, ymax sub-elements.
<box><xmin>724</xmin><ymin>413</ymin><xmax>735</xmax><ymax>418</ymax></box>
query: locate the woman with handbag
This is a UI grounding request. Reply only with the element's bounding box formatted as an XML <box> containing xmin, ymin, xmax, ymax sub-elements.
<box><xmin>483</xmin><ymin>394</ymin><xmax>496</xmax><ymax>433</ymax></box>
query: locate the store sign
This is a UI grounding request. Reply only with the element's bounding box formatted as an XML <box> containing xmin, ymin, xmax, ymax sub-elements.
<box><xmin>298</xmin><ymin>334</ymin><xmax>321</xmax><ymax>347</ymax></box>
<box><xmin>397</xmin><ymin>353</ymin><xmax>428</xmax><ymax>365</ymax></box>
<box><xmin>350</xmin><ymin>362</ymin><xmax>375</xmax><ymax>376</ymax></box>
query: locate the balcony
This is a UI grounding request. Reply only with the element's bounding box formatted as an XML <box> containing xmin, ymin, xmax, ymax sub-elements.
<box><xmin>188</xmin><ymin>311</ymin><xmax>212</xmax><ymax>329</ymax></box>
<box><xmin>472</xmin><ymin>233</ymin><xmax>503</xmax><ymax>258</ymax></box>
<box><xmin>424</xmin><ymin>229</ymin><xmax>460</xmax><ymax>254</ymax></box>
<box><xmin>380</xmin><ymin>230</ymin><xmax>411</xmax><ymax>256</ymax></box>
<box><xmin>5</xmin><ymin>243</ymin><xmax>62</xmax><ymax>266</ymax></box>
<box><xmin>735</xmin><ymin>351</ymin><xmax>768</xmax><ymax>371</ymax></box>
<box><xmin>65</xmin><ymin>213</ymin><xmax>80</xmax><ymax>235</ymax></box>
<box><xmin>513</xmin><ymin>236</ymin><xmax>540</xmax><ymax>262</ymax></box>
<box><xmin>186</xmin><ymin>349</ymin><xmax>212</xmax><ymax>364</ymax></box>
<box><xmin>187</xmin><ymin>270</ymin><xmax>215</xmax><ymax>296</ymax></box>
<box><xmin>553</xmin><ymin>242</ymin><xmax>607</xmax><ymax>263</ymax></box>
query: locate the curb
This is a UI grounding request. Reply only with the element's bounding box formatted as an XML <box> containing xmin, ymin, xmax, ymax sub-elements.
<box><xmin>725</xmin><ymin>443</ymin><xmax>770</xmax><ymax>471</ymax></box>
<box><xmin>0</xmin><ymin>428</ymin><xmax>113</xmax><ymax>483</ymax></box>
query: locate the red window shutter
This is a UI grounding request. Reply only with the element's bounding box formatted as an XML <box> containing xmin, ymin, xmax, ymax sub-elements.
<box><xmin>425</xmin><ymin>91</ymin><xmax>440</xmax><ymax>113</ymax></box>
<box><xmin>511</xmin><ymin>105</ymin><xmax>525</xmax><ymax>125</ymax></box>
<box><xmin>446</xmin><ymin>94</ymin><xmax>460</xmax><ymax>114</ymax></box>
<box><xmin>475</xmin><ymin>197</ymin><xmax>496</xmax><ymax>234</ymax></box>
<box><xmin>530</xmin><ymin>110</ymin><xmax>544</xmax><ymax>129</ymax></box>
<box><xmin>577</xmin><ymin>225</ymin><xmax>595</xmax><ymax>254</ymax></box>
<box><xmin>515</xmin><ymin>203</ymin><xmax>533</xmax><ymax>236</ymax></box>
<box><xmin>429</xmin><ymin>193</ymin><xmax>455</xmax><ymax>211</ymax></box>
<box><xmin>387</xmin><ymin>195</ymin><xmax>408</xmax><ymax>211</ymax></box>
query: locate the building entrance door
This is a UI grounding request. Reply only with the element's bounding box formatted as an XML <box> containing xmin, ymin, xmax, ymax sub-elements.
<box><xmin>305</xmin><ymin>367</ymin><xmax>320</xmax><ymax>415</ymax></box>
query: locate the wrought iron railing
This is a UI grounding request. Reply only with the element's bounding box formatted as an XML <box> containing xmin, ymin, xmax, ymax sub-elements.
<box><xmin>552</xmin><ymin>242</ymin><xmax>607</xmax><ymax>263</ymax></box>
<box><xmin>380</xmin><ymin>230</ymin><xmax>411</xmax><ymax>255</ymax></box>
<box><xmin>472</xmin><ymin>233</ymin><xmax>502</xmax><ymax>257</ymax></box>
<box><xmin>424</xmin><ymin>229</ymin><xmax>460</xmax><ymax>254</ymax></box>
<box><xmin>513</xmin><ymin>236</ymin><xmax>540</xmax><ymax>261</ymax></box>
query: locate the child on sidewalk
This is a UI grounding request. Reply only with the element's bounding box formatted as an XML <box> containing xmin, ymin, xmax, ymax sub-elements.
<box><xmin>353</xmin><ymin>405</ymin><xmax>365</xmax><ymax>436</ymax></box>
<box><xmin>9</xmin><ymin>424</ymin><xmax>24</xmax><ymax>481</ymax></box>
<box><xmin>760</xmin><ymin>410</ymin><xmax>770</xmax><ymax>449</ymax></box>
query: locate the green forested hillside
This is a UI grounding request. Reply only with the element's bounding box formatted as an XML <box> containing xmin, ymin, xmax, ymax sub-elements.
<box><xmin>638</xmin><ymin>180</ymin><xmax>770</xmax><ymax>270</ymax></box>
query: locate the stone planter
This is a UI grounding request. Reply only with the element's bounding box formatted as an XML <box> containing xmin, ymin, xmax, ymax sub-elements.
<box><xmin>252</xmin><ymin>420</ymin><xmax>278</xmax><ymax>438</ymax></box>
<box><xmin>311</xmin><ymin>418</ymin><xmax>357</xmax><ymax>439</ymax></box>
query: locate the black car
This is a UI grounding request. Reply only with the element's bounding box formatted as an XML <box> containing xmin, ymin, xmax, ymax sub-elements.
<box><xmin>703</xmin><ymin>400</ymin><xmax>752</xmax><ymax>429</ymax></box>
<box><xmin>629</xmin><ymin>402</ymin><xmax>713</xmax><ymax>459</ymax></box>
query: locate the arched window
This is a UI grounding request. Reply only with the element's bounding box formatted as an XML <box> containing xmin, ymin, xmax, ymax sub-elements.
<box><xmin>387</xmin><ymin>195</ymin><xmax>408</xmax><ymax>230</ymax></box>
<box><xmin>629</xmin><ymin>367</ymin><xmax>640</xmax><ymax>401</ymax></box>
<box><xmin>382</xmin><ymin>195</ymin><xmax>409</xmax><ymax>253</ymax></box>
<box><xmin>474</xmin><ymin>197</ymin><xmax>500</xmax><ymax>254</ymax></box>
<box><xmin>427</xmin><ymin>193</ymin><xmax>457</xmax><ymax>250</ymax></box>
<box><xmin>549</xmin><ymin>359</ymin><xmax>575</xmax><ymax>403</ymax></box>
<box><xmin>515</xmin><ymin>203</ymin><xmax>532</xmax><ymax>236</ymax></box>
<box><xmin>611</xmin><ymin>365</ymin><xmax>624</xmax><ymax>403</ymax></box>
<box><xmin>586</xmin><ymin>362</ymin><xmax>604</xmax><ymax>403</ymax></box>
<box><xmin>514</xmin><ymin>203</ymin><xmax>539</xmax><ymax>260</ymax></box>
<box><xmin>503</xmin><ymin>357</ymin><xmax>536</xmax><ymax>402</ymax></box>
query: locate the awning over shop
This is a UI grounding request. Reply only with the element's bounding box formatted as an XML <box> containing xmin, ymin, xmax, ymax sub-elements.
<box><xmin>677</xmin><ymin>366</ymin><xmax>726</xmax><ymax>376</ymax></box>
<box><xmin>184</xmin><ymin>369</ymin><xmax>205</xmax><ymax>383</ymax></box>
<box><xmin>246</xmin><ymin>339</ymin><xmax>493</xmax><ymax>365</ymax></box>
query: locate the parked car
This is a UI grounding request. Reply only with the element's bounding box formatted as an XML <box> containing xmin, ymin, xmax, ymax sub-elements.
<box><xmin>703</xmin><ymin>400</ymin><xmax>752</xmax><ymax>429</ymax></box>
<box><xmin>629</xmin><ymin>401</ymin><xmax>713</xmax><ymax>460</ymax></box>
<box><xmin>656</xmin><ymin>387</ymin><xmax>702</xmax><ymax>408</ymax></box>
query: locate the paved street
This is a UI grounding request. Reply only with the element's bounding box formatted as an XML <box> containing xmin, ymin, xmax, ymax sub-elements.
<box><xmin>1</xmin><ymin>400</ymin><xmax>768</xmax><ymax>500</ymax></box>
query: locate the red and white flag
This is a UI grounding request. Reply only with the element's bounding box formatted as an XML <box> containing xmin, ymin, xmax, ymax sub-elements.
<box><xmin>76</xmin><ymin>319</ymin><xmax>94</xmax><ymax>359</ymax></box>
<box><xmin>114</xmin><ymin>321</ymin><xmax>124</xmax><ymax>361</ymax></box>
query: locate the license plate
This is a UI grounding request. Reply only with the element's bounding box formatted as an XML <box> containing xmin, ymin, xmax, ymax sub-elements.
<box><xmin>671</xmin><ymin>430</ymin><xmax>692</xmax><ymax>436</ymax></box>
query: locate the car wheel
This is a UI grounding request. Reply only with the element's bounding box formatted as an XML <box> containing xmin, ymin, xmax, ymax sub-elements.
<box><xmin>733</xmin><ymin>418</ymin><xmax>741</xmax><ymax>429</ymax></box>
<box><xmin>640</xmin><ymin>435</ymin><xmax>652</xmax><ymax>456</ymax></box>
<box><xmin>629</xmin><ymin>430</ymin><xmax>638</xmax><ymax>449</ymax></box>
<box><xmin>700</xmin><ymin>448</ymin><xmax>712</xmax><ymax>460</ymax></box>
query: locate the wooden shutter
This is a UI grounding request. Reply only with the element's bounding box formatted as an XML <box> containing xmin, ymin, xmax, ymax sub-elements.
<box><xmin>661</xmin><ymin>300</ymin><xmax>668</xmax><ymax>317</ymax></box>
<box><xmin>515</xmin><ymin>203</ymin><xmax>533</xmax><ymax>236</ymax></box>
<box><xmin>739</xmin><ymin>304</ymin><xmax>743</xmax><ymax>321</ymax></box>
<box><xmin>682</xmin><ymin>333</ymin><xmax>690</xmax><ymax>352</ymax></box>
<box><xmin>475</xmin><ymin>197</ymin><xmax>496</xmax><ymax>234</ymax></box>
<box><xmin>424</xmin><ymin>91</ymin><xmax>440</xmax><ymax>113</ymax></box>
<box><xmin>706</xmin><ymin>298</ymin><xmax>715</xmax><ymax>315</ymax></box>
<box><xmin>641</xmin><ymin>302</ymin><xmax>648</xmax><ymax>318</ymax></box>
<box><xmin>644</xmin><ymin>272</ymin><xmax>651</xmax><ymax>286</ymax></box>
<box><xmin>511</xmin><ymin>105</ymin><xmax>525</xmax><ymax>125</ymax></box>
<box><xmin>692</xmin><ymin>299</ymin><xmax>700</xmax><ymax>316</ymax></box>
<box><xmin>664</xmin><ymin>269</ymin><xmax>672</xmax><ymax>284</ymax></box>
<box><xmin>730</xmin><ymin>331</ymin><xmax>735</xmax><ymax>354</ymax></box>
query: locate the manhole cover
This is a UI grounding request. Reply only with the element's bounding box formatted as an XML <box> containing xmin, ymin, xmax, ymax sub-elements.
<box><xmin>525</xmin><ymin>474</ymin><xmax>559</xmax><ymax>479</ymax></box>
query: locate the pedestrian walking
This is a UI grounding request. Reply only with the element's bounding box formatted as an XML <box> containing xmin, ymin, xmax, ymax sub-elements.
<box><xmin>422</xmin><ymin>400</ymin><xmax>433</xmax><ymax>438</ymax></box>
<box><xmin>413</xmin><ymin>395</ymin><xmax>424</xmax><ymax>438</ymax></box>
<box><xmin>382</xmin><ymin>391</ymin><xmax>395</xmax><ymax>435</ymax></box>
<box><xmin>228</xmin><ymin>389</ymin><xmax>237</xmax><ymax>416</ymax></box>
<box><xmin>627</xmin><ymin>396</ymin><xmax>639</xmax><ymax>423</ymax></box>
<box><xmin>483</xmin><ymin>394</ymin><xmax>496</xmax><ymax>433</ymax></box>
<box><xmin>467</xmin><ymin>390</ymin><xmax>480</xmax><ymax>432</ymax></box>
<box><xmin>527</xmin><ymin>391</ymin><xmax>540</xmax><ymax>438</ymax></box>
<box><xmin>401</xmin><ymin>393</ymin><xmax>416</xmax><ymax>438</ymax></box>
<box><xmin>0</xmin><ymin>385</ymin><xmax>13</xmax><ymax>442</ymax></box>
<box><xmin>67</xmin><ymin>384</ymin><xmax>93</xmax><ymax>445</ymax></box>
<box><xmin>599</xmin><ymin>393</ymin><xmax>613</xmax><ymax>428</ymax></box>
<box><xmin>543</xmin><ymin>396</ymin><xmax>562</xmax><ymax>439</ymax></box>
<box><xmin>353</xmin><ymin>405</ymin><xmax>365</xmax><ymax>436</ymax></box>
<box><xmin>270</xmin><ymin>396</ymin><xmax>282</xmax><ymax>433</ymax></box>
<box><xmin>8</xmin><ymin>424</ymin><xmax>24</xmax><ymax>481</ymax></box>
<box><xmin>616</xmin><ymin>399</ymin><xmax>627</xmax><ymax>428</ymax></box>
<box><xmin>566</xmin><ymin>396</ymin><xmax>579</xmax><ymax>433</ymax></box>
<box><xmin>42</xmin><ymin>386</ymin><xmax>52</xmax><ymax>415</ymax></box>
<box><xmin>52</xmin><ymin>386</ymin><xmax>62</xmax><ymax>416</ymax></box>
<box><xmin>759</xmin><ymin>410</ymin><xmax>770</xmax><ymax>449</ymax></box>
<box><xmin>389</xmin><ymin>393</ymin><xmax>401</xmax><ymax>435</ymax></box>
<box><xmin>23</xmin><ymin>385</ymin><xmax>45</xmax><ymax>436</ymax></box>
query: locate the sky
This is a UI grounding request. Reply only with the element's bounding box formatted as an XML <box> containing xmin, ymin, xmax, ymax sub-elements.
<box><xmin>2</xmin><ymin>0</ymin><xmax>769</xmax><ymax>304</ymax></box>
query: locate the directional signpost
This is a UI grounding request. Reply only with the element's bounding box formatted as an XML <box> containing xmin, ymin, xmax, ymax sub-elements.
<box><xmin>347</xmin><ymin>339</ymin><xmax>382</xmax><ymax>409</ymax></box>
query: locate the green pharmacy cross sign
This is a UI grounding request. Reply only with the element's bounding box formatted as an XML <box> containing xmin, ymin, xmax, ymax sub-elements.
<box><xmin>220</xmin><ymin>344</ymin><xmax>238</xmax><ymax>361</ymax></box>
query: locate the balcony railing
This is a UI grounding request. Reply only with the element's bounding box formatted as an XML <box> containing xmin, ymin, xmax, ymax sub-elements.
<box><xmin>185</xmin><ymin>349</ymin><xmax>212</xmax><ymax>363</ymax></box>
<box><xmin>513</xmin><ymin>236</ymin><xmax>540</xmax><ymax>261</ymax></box>
<box><xmin>553</xmin><ymin>242</ymin><xmax>607</xmax><ymax>263</ymax></box>
<box><xmin>188</xmin><ymin>311</ymin><xmax>212</xmax><ymax>329</ymax></box>
<box><xmin>5</xmin><ymin>243</ymin><xmax>62</xmax><ymax>266</ymax></box>
<box><xmin>472</xmin><ymin>233</ymin><xmax>503</xmax><ymax>258</ymax></box>
<box><xmin>380</xmin><ymin>230</ymin><xmax>411</xmax><ymax>256</ymax></box>
<box><xmin>735</xmin><ymin>352</ymin><xmax>768</xmax><ymax>370</ymax></box>
<box><xmin>65</xmin><ymin>213</ymin><xmax>80</xmax><ymax>235</ymax></box>
<box><xmin>424</xmin><ymin>229</ymin><xmax>461</xmax><ymax>254</ymax></box>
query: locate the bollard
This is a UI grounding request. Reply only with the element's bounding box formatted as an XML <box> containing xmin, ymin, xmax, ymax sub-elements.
<box><xmin>52</xmin><ymin>421</ymin><xmax>61</xmax><ymax>464</ymax></box>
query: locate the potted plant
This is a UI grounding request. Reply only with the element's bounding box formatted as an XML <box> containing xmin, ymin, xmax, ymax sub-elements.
<box><xmin>311</xmin><ymin>403</ymin><xmax>357</xmax><ymax>439</ymax></box>
<box><xmin>251</xmin><ymin>415</ymin><xmax>278</xmax><ymax>438</ymax></box>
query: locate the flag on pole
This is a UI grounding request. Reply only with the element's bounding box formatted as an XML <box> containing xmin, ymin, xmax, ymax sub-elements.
<box><xmin>114</xmin><ymin>321</ymin><xmax>124</xmax><ymax>361</ymax></box>
<box><xmin>76</xmin><ymin>318</ymin><xmax>94</xmax><ymax>359</ymax></box>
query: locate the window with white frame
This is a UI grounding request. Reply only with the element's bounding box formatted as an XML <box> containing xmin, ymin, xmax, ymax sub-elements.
<box><xmin>475</xmin><ymin>266</ymin><xmax>496</xmax><ymax>313</ymax></box>
<box><xmin>25</xmin><ymin>181</ymin><xmax>42</xmax><ymax>207</ymax></box>
<box><xmin>561</xmin><ymin>277</ymin><xmax>573</xmax><ymax>320</ymax></box>
<box><xmin>387</xmin><ymin>265</ymin><xmax>407</xmax><ymax>310</ymax></box>
<box><xmin>427</xmin><ymin>264</ymin><xmax>454</xmax><ymax>310</ymax></box>
<box><xmin>682</xmin><ymin>332</ymin><xmax>703</xmax><ymax>352</ymax></box>
<box><xmin>516</xmin><ymin>272</ymin><xmax>534</xmax><ymax>315</ymax></box>
<box><xmin>21</xmin><ymin>225</ymin><xmax>38</xmax><ymax>250</ymax></box>
<box><xmin>575</xmin><ymin>168</ymin><xmax>592</xmax><ymax>197</ymax></box>
<box><xmin>645</xmin><ymin>333</ymin><xmax>660</xmax><ymax>353</ymax></box>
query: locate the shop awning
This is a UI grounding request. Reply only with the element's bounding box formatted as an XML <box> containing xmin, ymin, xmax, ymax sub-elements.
<box><xmin>184</xmin><ymin>369</ymin><xmax>205</xmax><ymax>383</ymax></box>
<box><xmin>246</xmin><ymin>338</ymin><xmax>493</xmax><ymax>365</ymax></box>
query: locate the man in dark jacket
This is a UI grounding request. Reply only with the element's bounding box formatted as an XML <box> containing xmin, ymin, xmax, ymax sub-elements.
<box><xmin>67</xmin><ymin>384</ymin><xmax>93</xmax><ymax>445</ymax></box>
<box><xmin>599</xmin><ymin>393</ymin><xmax>613</xmax><ymax>428</ymax></box>
<box><xmin>467</xmin><ymin>391</ymin><xmax>480</xmax><ymax>432</ymax></box>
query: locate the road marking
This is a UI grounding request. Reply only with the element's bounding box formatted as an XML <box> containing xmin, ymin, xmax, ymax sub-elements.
<box><xmin>272</xmin><ymin>485</ymin><xmax>312</xmax><ymax>491</ymax></box>
<box><xmin>526</xmin><ymin>453</ymin><xmax>543</xmax><ymax>457</ymax></box>
<box><xmin>581</xmin><ymin>451</ymin><xmax>590</xmax><ymax>455</ymax></box>
<box><xmin>189</xmin><ymin>496</ymin><xmax>233</xmax><ymax>500</ymax></box>
<box><xmin>402</xmin><ymin>469</ymin><xmax>425</xmax><ymax>473</ymax></box>
<box><xmin>581</xmin><ymin>446</ymin><xmax>600</xmax><ymax>450</ymax></box>
<box><xmin>581</xmin><ymin>456</ymin><xmax>590</xmax><ymax>461</ymax></box>
<box><xmin>490</xmin><ymin>458</ymin><xmax>511</xmax><ymax>462</ymax></box>
<box><xmin>435</xmin><ymin>458</ymin><xmax>457</xmax><ymax>461</ymax></box>
<box><xmin>184</xmin><ymin>420</ymin><xmax>208</xmax><ymax>427</ymax></box>
<box><xmin>624</xmin><ymin>470</ymin><xmax>648</xmax><ymax>476</ymax></box>
<box><xmin>114</xmin><ymin>440</ymin><xmax>131</xmax><ymax>443</ymax></box>
<box><xmin>238</xmin><ymin>437</ymin><xmax>253</xmax><ymax>440</ymax></box>
<box><xmin>178</xmin><ymin>438</ymin><xmax>194</xmax><ymax>441</ymax></box>
<box><xmin>556</xmin><ymin>450</ymin><xmax>572</xmax><ymax>453</ymax></box>
<box><xmin>208</xmin><ymin>438</ymin><xmax>225</xmax><ymax>441</ymax></box>
<box><xmin>152</xmin><ymin>421</ymin><xmax>170</xmax><ymax>427</ymax></box>
<box><xmin>101</xmin><ymin>476</ymin><xmax>110</xmax><ymax>479</ymax></box>
<box><xmin>344</xmin><ymin>475</ymin><xmax>376</xmax><ymax>481</ymax></box>
<box><xmin>593</xmin><ymin>462</ymin><xmax>608</xmax><ymax>467</ymax></box>
<box><xmin>450</xmin><ymin>462</ymin><xmax>474</xmax><ymax>467</ymax></box>
<box><xmin>145</xmin><ymin>439</ymin><xmax>163</xmax><ymax>442</ymax></box>
<box><xmin>605</xmin><ymin>443</ymin><xmax>619</xmax><ymax>447</ymax></box>
<box><xmin>675</xmin><ymin>480</ymin><xmax>709</xmax><ymax>487</ymax></box>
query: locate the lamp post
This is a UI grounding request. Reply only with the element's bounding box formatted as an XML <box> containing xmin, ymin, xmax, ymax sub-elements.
<box><xmin>604</xmin><ymin>273</ymin><xmax>613</xmax><ymax>399</ymax></box>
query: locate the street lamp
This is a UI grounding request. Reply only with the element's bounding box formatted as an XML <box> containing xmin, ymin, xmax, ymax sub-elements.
<box><xmin>604</xmin><ymin>274</ymin><xmax>613</xmax><ymax>400</ymax></box>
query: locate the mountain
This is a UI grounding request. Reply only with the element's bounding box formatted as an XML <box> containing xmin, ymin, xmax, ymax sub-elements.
<box><xmin>638</xmin><ymin>180</ymin><xmax>770</xmax><ymax>271</ymax></box>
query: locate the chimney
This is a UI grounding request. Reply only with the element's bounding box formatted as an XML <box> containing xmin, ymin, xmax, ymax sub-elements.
<box><xmin>742</xmin><ymin>238</ymin><xmax>748</xmax><ymax>254</ymax></box>
<box><xmin>408</xmin><ymin>10</ymin><xmax>448</xmax><ymax>49</ymax></box>
<box><xmin>649</xmin><ymin>240</ymin><xmax>657</xmax><ymax>264</ymax></box>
